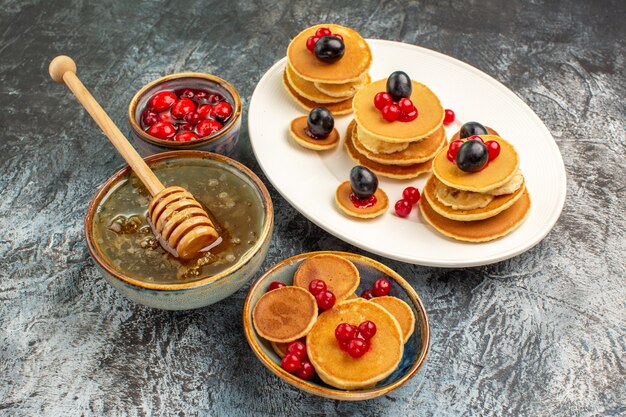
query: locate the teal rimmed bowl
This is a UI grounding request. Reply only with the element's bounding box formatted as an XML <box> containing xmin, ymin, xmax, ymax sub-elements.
<box><xmin>243</xmin><ymin>251</ymin><xmax>430</xmax><ymax>400</ymax></box>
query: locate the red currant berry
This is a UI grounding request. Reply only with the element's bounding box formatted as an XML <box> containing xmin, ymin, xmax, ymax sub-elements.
<box><xmin>486</xmin><ymin>140</ymin><xmax>501</xmax><ymax>160</ymax></box>
<box><xmin>398</xmin><ymin>108</ymin><xmax>418</xmax><ymax>122</ymax></box>
<box><xmin>148</xmin><ymin>91</ymin><xmax>176</xmax><ymax>112</ymax></box>
<box><xmin>141</xmin><ymin>110</ymin><xmax>158</xmax><ymax>127</ymax></box>
<box><xmin>335</xmin><ymin>323</ymin><xmax>357</xmax><ymax>343</ymax></box>
<box><xmin>308</xmin><ymin>279</ymin><xmax>327</xmax><ymax>296</ymax></box>
<box><xmin>207</xmin><ymin>93</ymin><xmax>223</xmax><ymax>104</ymax></box>
<box><xmin>286</xmin><ymin>340</ymin><xmax>307</xmax><ymax>359</ymax></box>
<box><xmin>394</xmin><ymin>199</ymin><xmax>411</xmax><ymax>218</ymax></box>
<box><xmin>315</xmin><ymin>27</ymin><xmax>332</xmax><ymax>37</ymax></box>
<box><xmin>146</xmin><ymin>121</ymin><xmax>176</xmax><ymax>140</ymax></box>
<box><xmin>361</xmin><ymin>289</ymin><xmax>374</xmax><ymax>300</ymax></box>
<box><xmin>374</xmin><ymin>92</ymin><xmax>393</xmax><ymax>110</ymax></box>
<box><xmin>196</xmin><ymin>119</ymin><xmax>223</xmax><ymax>137</ymax></box>
<box><xmin>211</xmin><ymin>101</ymin><xmax>232</xmax><ymax>121</ymax></box>
<box><xmin>281</xmin><ymin>353</ymin><xmax>302</xmax><ymax>373</ymax></box>
<box><xmin>184</xmin><ymin>111</ymin><xmax>202</xmax><ymax>125</ymax></box>
<box><xmin>447</xmin><ymin>139</ymin><xmax>464</xmax><ymax>162</ymax></box>
<box><xmin>398</xmin><ymin>98</ymin><xmax>414</xmax><ymax>114</ymax></box>
<box><xmin>177</xmin><ymin>123</ymin><xmax>194</xmax><ymax>132</ymax></box>
<box><xmin>197</xmin><ymin>104</ymin><xmax>212</xmax><ymax>119</ymax></box>
<box><xmin>178</xmin><ymin>88</ymin><xmax>195</xmax><ymax>99</ymax></box>
<box><xmin>306</xmin><ymin>36</ymin><xmax>320</xmax><ymax>52</ymax></box>
<box><xmin>157</xmin><ymin>111</ymin><xmax>175</xmax><ymax>124</ymax></box>
<box><xmin>267</xmin><ymin>281</ymin><xmax>285</xmax><ymax>292</ymax></box>
<box><xmin>443</xmin><ymin>109</ymin><xmax>455</xmax><ymax>125</ymax></box>
<box><xmin>358</xmin><ymin>321</ymin><xmax>377</xmax><ymax>340</ymax></box>
<box><xmin>402</xmin><ymin>186</ymin><xmax>420</xmax><ymax>205</ymax></box>
<box><xmin>174</xmin><ymin>131</ymin><xmax>199</xmax><ymax>142</ymax></box>
<box><xmin>194</xmin><ymin>90</ymin><xmax>209</xmax><ymax>102</ymax></box>
<box><xmin>171</xmin><ymin>98</ymin><xmax>196</xmax><ymax>119</ymax></box>
<box><xmin>382</xmin><ymin>104</ymin><xmax>400</xmax><ymax>122</ymax></box>
<box><xmin>339</xmin><ymin>340</ymin><xmax>350</xmax><ymax>351</ymax></box>
<box><xmin>315</xmin><ymin>290</ymin><xmax>336</xmax><ymax>310</ymax></box>
<box><xmin>295</xmin><ymin>360</ymin><xmax>316</xmax><ymax>380</ymax></box>
<box><xmin>333</xmin><ymin>33</ymin><xmax>343</xmax><ymax>41</ymax></box>
<box><xmin>347</xmin><ymin>338</ymin><xmax>368</xmax><ymax>358</ymax></box>
<box><xmin>372</xmin><ymin>278</ymin><xmax>391</xmax><ymax>297</ymax></box>
<box><xmin>469</xmin><ymin>135</ymin><xmax>484</xmax><ymax>143</ymax></box>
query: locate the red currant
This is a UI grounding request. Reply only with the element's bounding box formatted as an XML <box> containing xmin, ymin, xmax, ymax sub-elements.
<box><xmin>194</xmin><ymin>90</ymin><xmax>210</xmax><ymax>102</ymax></box>
<box><xmin>315</xmin><ymin>27</ymin><xmax>332</xmax><ymax>37</ymax></box>
<box><xmin>267</xmin><ymin>281</ymin><xmax>285</xmax><ymax>292</ymax></box>
<box><xmin>398</xmin><ymin>98</ymin><xmax>414</xmax><ymax>114</ymax></box>
<box><xmin>469</xmin><ymin>135</ymin><xmax>484</xmax><ymax>142</ymax></box>
<box><xmin>286</xmin><ymin>340</ymin><xmax>307</xmax><ymax>359</ymax></box>
<box><xmin>211</xmin><ymin>101</ymin><xmax>232</xmax><ymax>121</ymax></box>
<box><xmin>335</xmin><ymin>323</ymin><xmax>357</xmax><ymax>343</ymax></box>
<box><xmin>486</xmin><ymin>140</ymin><xmax>501</xmax><ymax>160</ymax></box>
<box><xmin>148</xmin><ymin>91</ymin><xmax>176</xmax><ymax>112</ymax></box>
<box><xmin>333</xmin><ymin>34</ymin><xmax>343</xmax><ymax>41</ymax></box>
<box><xmin>382</xmin><ymin>104</ymin><xmax>400</xmax><ymax>122</ymax></box>
<box><xmin>447</xmin><ymin>139</ymin><xmax>464</xmax><ymax>162</ymax></box>
<box><xmin>146</xmin><ymin>121</ymin><xmax>176</xmax><ymax>140</ymax></box>
<box><xmin>315</xmin><ymin>290</ymin><xmax>336</xmax><ymax>310</ymax></box>
<box><xmin>347</xmin><ymin>338</ymin><xmax>368</xmax><ymax>358</ymax></box>
<box><xmin>358</xmin><ymin>321</ymin><xmax>377</xmax><ymax>340</ymax></box>
<box><xmin>361</xmin><ymin>289</ymin><xmax>374</xmax><ymax>300</ymax></box>
<box><xmin>196</xmin><ymin>119</ymin><xmax>223</xmax><ymax>137</ymax></box>
<box><xmin>207</xmin><ymin>93</ymin><xmax>223</xmax><ymax>104</ymax></box>
<box><xmin>402</xmin><ymin>186</ymin><xmax>420</xmax><ymax>205</ymax></box>
<box><xmin>184</xmin><ymin>111</ymin><xmax>202</xmax><ymax>125</ymax></box>
<box><xmin>178</xmin><ymin>88</ymin><xmax>195</xmax><ymax>99</ymax></box>
<box><xmin>394</xmin><ymin>199</ymin><xmax>411</xmax><ymax>218</ymax></box>
<box><xmin>171</xmin><ymin>98</ymin><xmax>196</xmax><ymax>119</ymax></box>
<box><xmin>295</xmin><ymin>360</ymin><xmax>316</xmax><ymax>380</ymax></box>
<box><xmin>174</xmin><ymin>131</ymin><xmax>199</xmax><ymax>142</ymax></box>
<box><xmin>443</xmin><ymin>109</ymin><xmax>455</xmax><ymax>125</ymax></box>
<box><xmin>141</xmin><ymin>110</ymin><xmax>158</xmax><ymax>127</ymax></box>
<box><xmin>177</xmin><ymin>123</ymin><xmax>194</xmax><ymax>132</ymax></box>
<box><xmin>306</xmin><ymin>36</ymin><xmax>320</xmax><ymax>52</ymax></box>
<box><xmin>398</xmin><ymin>108</ymin><xmax>418</xmax><ymax>122</ymax></box>
<box><xmin>308</xmin><ymin>279</ymin><xmax>327</xmax><ymax>296</ymax></box>
<box><xmin>197</xmin><ymin>104</ymin><xmax>212</xmax><ymax>119</ymax></box>
<box><xmin>281</xmin><ymin>353</ymin><xmax>302</xmax><ymax>373</ymax></box>
<box><xmin>157</xmin><ymin>111</ymin><xmax>175</xmax><ymax>124</ymax></box>
<box><xmin>372</xmin><ymin>278</ymin><xmax>391</xmax><ymax>297</ymax></box>
<box><xmin>339</xmin><ymin>340</ymin><xmax>350</xmax><ymax>351</ymax></box>
<box><xmin>374</xmin><ymin>92</ymin><xmax>393</xmax><ymax>110</ymax></box>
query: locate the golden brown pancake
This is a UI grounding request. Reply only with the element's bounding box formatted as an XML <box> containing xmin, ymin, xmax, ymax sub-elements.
<box><xmin>307</xmin><ymin>299</ymin><xmax>404</xmax><ymax>390</ymax></box>
<box><xmin>286</xmin><ymin>64</ymin><xmax>352</xmax><ymax>103</ymax></box>
<box><xmin>293</xmin><ymin>254</ymin><xmax>360</xmax><ymax>302</ymax></box>
<box><xmin>315</xmin><ymin>73</ymin><xmax>371</xmax><ymax>97</ymax></box>
<box><xmin>287</xmin><ymin>24</ymin><xmax>372</xmax><ymax>84</ymax></box>
<box><xmin>353</xmin><ymin>79</ymin><xmax>444</xmax><ymax>142</ymax></box>
<box><xmin>431</xmin><ymin>135</ymin><xmax>520</xmax><ymax>193</ymax></box>
<box><xmin>289</xmin><ymin>116</ymin><xmax>340</xmax><ymax>151</ymax></box>
<box><xmin>354</xmin><ymin>125</ymin><xmax>447</xmax><ymax>166</ymax></box>
<box><xmin>335</xmin><ymin>181</ymin><xmax>389</xmax><ymax>219</ymax></box>
<box><xmin>419</xmin><ymin>188</ymin><xmax>531</xmax><ymax>242</ymax></box>
<box><xmin>424</xmin><ymin>175</ymin><xmax>526</xmax><ymax>221</ymax></box>
<box><xmin>345</xmin><ymin>121</ymin><xmax>433</xmax><ymax>179</ymax></box>
<box><xmin>271</xmin><ymin>341</ymin><xmax>289</xmax><ymax>358</ymax></box>
<box><xmin>252</xmin><ymin>286</ymin><xmax>318</xmax><ymax>343</ymax></box>
<box><xmin>370</xmin><ymin>296</ymin><xmax>415</xmax><ymax>343</ymax></box>
<box><xmin>282</xmin><ymin>70</ymin><xmax>354</xmax><ymax>115</ymax></box>
<box><xmin>451</xmin><ymin>125</ymin><xmax>499</xmax><ymax>140</ymax></box>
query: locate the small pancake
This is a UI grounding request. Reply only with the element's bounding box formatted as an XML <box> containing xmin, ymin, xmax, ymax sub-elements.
<box><xmin>353</xmin><ymin>79</ymin><xmax>444</xmax><ymax>143</ymax></box>
<box><xmin>287</xmin><ymin>24</ymin><xmax>372</xmax><ymax>84</ymax></box>
<box><xmin>307</xmin><ymin>299</ymin><xmax>404</xmax><ymax>390</ymax></box>
<box><xmin>424</xmin><ymin>175</ymin><xmax>526</xmax><ymax>221</ymax></box>
<box><xmin>315</xmin><ymin>73</ymin><xmax>371</xmax><ymax>97</ymax></box>
<box><xmin>451</xmin><ymin>125</ymin><xmax>499</xmax><ymax>140</ymax></box>
<box><xmin>355</xmin><ymin>125</ymin><xmax>410</xmax><ymax>154</ymax></box>
<box><xmin>271</xmin><ymin>341</ymin><xmax>288</xmax><ymax>358</ymax></box>
<box><xmin>432</xmin><ymin>135</ymin><xmax>520</xmax><ymax>193</ymax></box>
<box><xmin>252</xmin><ymin>286</ymin><xmax>318</xmax><ymax>343</ymax></box>
<box><xmin>335</xmin><ymin>181</ymin><xmax>389</xmax><ymax>219</ymax></box>
<box><xmin>354</xmin><ymin>125</ymin><xmax>447</xmax><ymax>165</ymax></box>
<box><xmin>370</xmin><ymin>296</ymin><xmax>415</xmax><ymax>343</ymax></box>
<box><xmin>286</xmin><ymin>64</ymin><xmax>352</xmax><ymax>103</ymax></box>
<box><xmin>345</xmin><ymin>121</ymin><xmax>433</xmax><ymax>179</ymax></box>
<box><xmin>293</xmin><ymin>254</ymin><xmax>360</xmax><ymax>302</ymax></box>
<box><xmin>419</xmin><ymin>188</ymin><xmax>531</xmax><ymax>242</ymax></box>
<box><xmin>289</xmin><ymin>116</ymin><xmax>340</xmax><ymax>150</ymax></box>
<box><xmin>282</xmin><ymin>71</ymin><xmax>354</xmax><ymax>115</ymax></box>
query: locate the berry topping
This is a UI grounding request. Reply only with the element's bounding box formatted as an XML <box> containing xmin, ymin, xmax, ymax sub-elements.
<box><xmin>358</xmin><ymin>321</ymin><xmax>377</xmax><ymax>340</ymax></box>
<box><xmin>398</xmin><ymin>107</ymin><xmax>418</xmax><ymax>122</ymax></box>
<box><xmin>443</xmin><ymin>109</ymin><xmax>455</xmax><ymax>125</ymax></box>
<box><xmin>460</xmin><ymin>121</ymin><xmax>488</xmax><ymax>139</ymax></box>
<box><xmin>386</xmin><ymin>71</ymin><xmax>412</xmax><ymax>102</ymax></box>
<box><xmin>382</xmin><ymin>104</ymin><xmax>400</xmax><ymax>122</ymax></box>
<box><xmin>146</xmin><ymin>121</ymin><xmax>176</xmax><ymax>139</ymax></box>
<box><xmin>335</xmin><ymin>323</ymin><xmax>358</xmax><ymax>343</ymax></box>
<box><xmin>308</xmin><ymin>279</ymin><xmax>327</xmax><ymax>296</ymax></box>
<box><xmin>372</xmin><ymin>278</ymin><xmax>391</xmax><ymax>296</ymax></box>
<box><xmin>141</xmin><ymin>110</ymin><xmax>158</xmax><ymax>127</ymax></box>
<box><xmin>486</xmin><ymin>140</ymin><xmax>501</xmax><ymax>160</ymax></box>
<box><xmin>447</xmin><ymin>139</ymin><xmax>464</xmax><ymax>162</ymax></box>
<box><xmin>307</xmin><ymin>107</ymin><xmax>334</xmax><ymax>138</ymax></box>
<box><xmin>177</xmin><ymin>123</ymin><xmax>194</xmax><ymax>132</ymax></box>
<box><xmin>281</xmin><ymin>353</ymin><xmax>302</xmax><ymax>373</ymax></box>
<box><xmin>286</xmin><ymin>340</ymin><xmax>308</xmax><ymax>360</ymax></box>
<box><xmin>196</xmin><ymin>119</ymin><xmax>223</xmax><ymax>137</ymax></box>
<box><xmin>315</xmin><ymin>27</ymin><xmax>332</xmax><ymax>37</ymax></box>
<box><xmin>315</xmin><ymin>290</ymin><xmax>336</xmax><ymax>310</ymax></box>
<box><xmin>361</xmin><ymin>289</ymin><xmax>374</xmax><ymax>300</ymax></box>
<box><xmin>349</xmin><ymin>193</ymin><xmax>377</xmax><ymax>209</ymax></box>
<box><xmin>295</xmin><ymin>360</ymin><xmax>316</xmax><ymax>380</ymax></box>
<box><xmin>184</xmin><ymin>111</ymin><xmax>202</xmax><ymax>125</ymax></box>
<box><xmin>306</xmin><ymin>36</ymin><xmax>320</xmax><ymax>53</ymax></box>
<box><xmin>394</xmin><ymin>199</ymin><xmax>411</xmax><ymax>218</ymax></box>
<box><xmin>349</xmin><ymin>165</ymin><xmax>378</xmax><ymax>200</ymax></box>
<box><xmin>469</xmin><ymin>135</ymin><xmax>484</xmax><ymax>142</ymax></box>
<box><xmin>178</xmin><ymin>89</ymin><xmax>195</xmax><ymax>99</ymax></box>
<box><xmin>267</xmin><ymin>281</ymin><xmax>286</xmax><ymax>292</ymax></box>
<box><xmin>374</xmin><ymin>92</ymin><xmax>393</xmax><ymax>110</ymax></box>
<box><xmin>170</xmin><ymin>98</ymin><xmax>196</xmax><ymax>119</ymax></box>
<box><xmin>456</xmin><ymin>140</ymin><xmax>489</xmax><ymax>172</ymax></box>
<box><xmin>174</xmin><ymin>131</ymin><xmax>199</xmax><ymax>142</ymax></box>
<box><xmin>197</xmin><ymin>104</ymin><xmax>212</xmax><ymax>119</ymax></box>
<box><xmin>157</xmin><ymin>111</ymin><xmax>175</xmax><ymax>124</ymax></box>
<box><xmin>211</xmin><ymin>101</ymin><xmax>232</xmax><ymax>121</ymax></box>
<box><xmin>314</xmin><ymin>36</ymin><xmax>345</xmax><ymax>63</ymax></box>
<box><xmin>207</xmin><ymin>93</ymin><xmax>223</xmax><ymax>104</ymax></box>
<box><xmin>194</xmin><ymin>90</ymin><xmax>209</xmax><ymax>101</ymax></box>
<box><xmin>397</xmin><ymin>98</ymin><xmax>414</xmax><ymax>114</ymax></box>
<box><xmin>402</xmin><ymin>186</ymin><xmax>421</xmax><ymax>205</ymax></box>
<box><xmin>148</xmin><ymin>91</ymin><xmax>177</xmax><ymax>112</ymax></box>
<box><xmin>347</xmin><ymin>338</ymin><xmax>368</xmax><ymax>358</ymax></box>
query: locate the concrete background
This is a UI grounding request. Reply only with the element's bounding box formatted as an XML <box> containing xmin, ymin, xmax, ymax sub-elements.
<box><xmin>0</xmin><ymin>0</ymin><xmax>624</xmax><ymax>415</ymax></box>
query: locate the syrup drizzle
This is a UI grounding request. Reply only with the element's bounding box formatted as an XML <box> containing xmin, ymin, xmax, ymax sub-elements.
<box><xmin>350</xmin><ymin>193</ymin><xmax>377</xmax><ymax>209</ymax></box>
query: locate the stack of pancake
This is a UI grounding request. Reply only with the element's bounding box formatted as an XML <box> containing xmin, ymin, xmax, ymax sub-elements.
<box><xmin>346</xmin><ymin>79</ymin><xmax>447</xmax><ymax>179</ymax></box>
<box><xmin>419</xmin><ymin>130</ymin><xmax>531</xmax><ymax>242</ymax></box>
<box><xmin>284</xmin><ymin>24</ymin><xmax>372</xmax><ymax>116</ymax></box>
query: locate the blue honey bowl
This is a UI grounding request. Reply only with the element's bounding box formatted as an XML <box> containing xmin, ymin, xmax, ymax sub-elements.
<box><xmin>243</xmin><ymin>251</ymin><xmax>430</xmax><ymax>401</ymax></box>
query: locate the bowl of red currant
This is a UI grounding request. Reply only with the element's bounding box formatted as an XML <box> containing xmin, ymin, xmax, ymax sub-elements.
<box><xmin>128</xmin><ymin>72</ymin><xmax>241</xmax><ymax>156</ymax></box>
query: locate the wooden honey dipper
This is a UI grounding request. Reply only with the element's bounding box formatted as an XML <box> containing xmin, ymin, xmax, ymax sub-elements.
<box><xmin>49</xmin><ymin>55</ymin><xmax>220</xmax><ymax>260</ymax></box>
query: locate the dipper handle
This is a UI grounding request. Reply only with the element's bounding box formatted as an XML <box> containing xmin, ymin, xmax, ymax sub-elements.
<box><xmin>49</xmin><ymin>55</ymin><xmax>164</xmax><ymax>196</ymax></box>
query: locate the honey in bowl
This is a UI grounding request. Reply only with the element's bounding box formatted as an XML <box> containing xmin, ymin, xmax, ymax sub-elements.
<box><xmin>93</xmin><ymin>157</ymin><xmax>264</xmax><ymax>284</ymax></box>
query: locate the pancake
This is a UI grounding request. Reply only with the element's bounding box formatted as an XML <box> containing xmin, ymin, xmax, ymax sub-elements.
<box><xmin>289</xmin><ymin>116</ymin><xmax>340</xmax><ymax>150</ymax></box>
<box><xmin>252</xmin><ymin>286</ymin><xmax>318</xmax><ymax>343</ymax></box>
<box><xmin>293</xmin><ymin>254</ymin><xmax>360</xmax><ymax>301</ymax></box>
<box><xmin>282</xmin><ymin>71</ymin><xmax>354</xmax><ymax>115</ymax></box>
<box><xmin>286</xmin><ymin>64</ymin><xmax>352</xmax><ymax>103</ymax></box>
<box><xmin>434</xmin><ymin>179</ymin><xmax>494</xmax><ymax>210</ymax></box>
<box><xmin>345</xmin><ymin>121</ymin><xmax>433</xmax><ymax>179</ymax></box>
<box><xmin>431</xmin><ymin>135</ymin><xmax>520</xmax><ymax>192</ymax></box>
<box><xmin>354</xmin><ymin>125</ymin><xmax>447</xmax><ymax>165</ymax></box>
<box><xmin>356</xmin><ymin>125</ymin><xmax>410</xmax><ymax>154</ymax></box>
<box><xmin>287</xmin><ymin>24</ymin><xmax>372</xmax><ymax>84</ymax></box>
<box><xmin>271</xmin><ymin>341</ymin><xmax>288</xmax><ymax>358</ymax></box>
<box><xmin>451</xmin><ymin>125</ymin><xmax>499</xmax><ymax>140</ymax></box>
<box><xmin>419</xmin><ymin>188</ymin><xmax>531</xmax><ymax>242</ymax></box>
<box><xmin>335</xmin><ymin>181</ymin><xmax>389</xmax><ymax>219</ymax></box>
<box><xmin>353</xmin><ymin>79</ymin><xmax>445</xmax><ymax>143</ymax></box>
<box><xmin>315</xmin><ymin>73</ymin><xmax>371</xmax><ymax>98</ymax></box>
<box><xmin>486</xmin><ymin>169</ymin><xmax>524</xmax><ymax>196</ymax></box>
<box><xmin>370</xmin><ymin>296</ymin><xmax>415</xmax><ymax>343</ymax></box>
<box><xmin>307</xmin><ymin>299</ymin><xmax>404</xmax><ymax>390</ymax></box>
<box><xmin>424</xmin><ymin>175</ymin><xmax>526</xmax><ymax>221</ymax></box>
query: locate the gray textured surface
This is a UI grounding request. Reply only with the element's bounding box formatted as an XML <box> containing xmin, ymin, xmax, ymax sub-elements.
<box><xmin>1</xmin><ymin>0</ymin><xmax>624</xmax><ymax>415</ymax></box>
